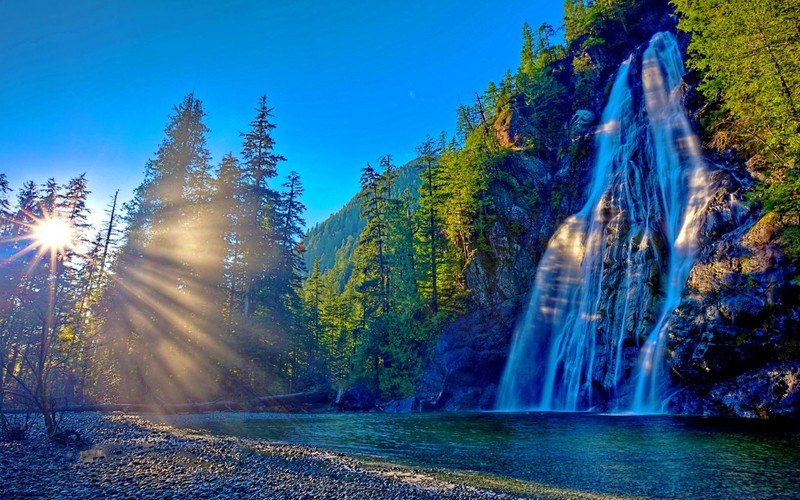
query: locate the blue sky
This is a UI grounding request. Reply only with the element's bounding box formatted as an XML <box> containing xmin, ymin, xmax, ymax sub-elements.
<box><xmin>1</xmin><ymin>0</ymin><xmax>563</xmax><ymax>227</ymax></box>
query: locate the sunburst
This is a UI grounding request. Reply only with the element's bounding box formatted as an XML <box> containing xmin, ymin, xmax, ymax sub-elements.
<box><xmin>32</xmin><ymin>216</ymin><xmax>74</xmax><ymax>253</ymax></box>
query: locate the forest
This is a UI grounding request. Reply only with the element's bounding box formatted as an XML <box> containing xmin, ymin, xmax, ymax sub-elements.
<box><xmin>1</xmin><ymin>0</ymin><xmax>798</xmax><ymax>442</ymax></box>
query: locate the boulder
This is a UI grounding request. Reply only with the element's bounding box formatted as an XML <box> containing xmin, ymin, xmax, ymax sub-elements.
<box><xmin>493</xmin><ymin>105</ymin><xmax>539</xmax><ymax>150</ymax></box>
<box><xmin>382</xmin><ymin>396</ymin><xmax>418</xmax><ymax>413</ymax></box>
<box><xmin>670</xmin><ymin>361</ymin><xmax>800</xmax><ymax>418</ymax></box>
<box><xmin>336</xmin><ymin>384</ymin><xmax>376</xmax><ymax>411</ymax></box>
<box><xmin>417</xmin><ymin>299</ymin><xmax>520</xmax><ymax>411</ymax></box>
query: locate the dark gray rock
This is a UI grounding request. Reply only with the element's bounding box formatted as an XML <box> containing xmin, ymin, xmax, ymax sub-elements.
<box><xmin>337</xmin><ymin>384</ymin><xmax>376</xmax><ymax>412</ymax></box>
<box><xmin>417</xmin><ymin>299</ymin><xmax>520</xmax><ymax>411</ymax></box>
<box><xmin>464</xmin><ymin>153</ymin><xmax>556</xmax><ymax>310</ymax></box>
<box><xmin>569</xmin><ymin>109</ymin><xmax>596</xmax><ymax>140</ymax></box>
<box><xmin>670</xmin><ymin>361</ymin><xmax>800</xmax><ymax>418</ymax></box>
<box><xmin>382</xmin><ymin>396</ymin><xmax>418</xmax><ymax>413</ymax></box>
<box><xmin>667</xmin><ymin>172</ymin><xmax>800</xmax><ymax>416</ymax></box>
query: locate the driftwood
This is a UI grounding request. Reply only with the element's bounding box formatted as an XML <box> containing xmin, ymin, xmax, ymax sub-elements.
<box><xmin>2</xmin><ymin>391</ymin><xmax>330</xmax><ymax>414</ymax></box>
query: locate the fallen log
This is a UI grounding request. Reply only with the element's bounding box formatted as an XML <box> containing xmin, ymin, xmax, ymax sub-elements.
<box><xmin>255</xmin><ymin>390</ymin><xmax>329</xmax><ymax>409</ymax></box>
<box><xmin>1</xmin><ymin>390</ymin><xmax>331</xmax><ymax>414</ymax></box>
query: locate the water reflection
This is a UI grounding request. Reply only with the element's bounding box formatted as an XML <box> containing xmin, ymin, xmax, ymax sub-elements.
<box><xmin>161</xmin><ymin>412</ymin><xmax>800</xmax><ymax>499</ymax></box>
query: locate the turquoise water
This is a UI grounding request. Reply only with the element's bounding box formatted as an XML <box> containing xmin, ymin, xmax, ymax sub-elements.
<box><xmin>165</xmin><ymin>412</ymin><xmax>800</xmax><ymax>498</ymax></box>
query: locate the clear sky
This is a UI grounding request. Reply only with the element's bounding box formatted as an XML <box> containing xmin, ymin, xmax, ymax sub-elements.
<box><xmin>1</xmin><ymin>0</ymin><xmax>563</xmax><ymax>228</ymax></box>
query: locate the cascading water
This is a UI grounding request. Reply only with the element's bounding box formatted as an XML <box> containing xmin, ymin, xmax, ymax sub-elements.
<box><xmin>496</xmin><ymin>32</ymin><xmax>714</xmax><ymax>413</ymax></box>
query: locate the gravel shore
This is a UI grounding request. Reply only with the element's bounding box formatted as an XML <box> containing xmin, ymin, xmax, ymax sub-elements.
<box><xmin>0</xmin><ymin>412</ymin><xmax>514</xmax><ymax>499</ymax></box>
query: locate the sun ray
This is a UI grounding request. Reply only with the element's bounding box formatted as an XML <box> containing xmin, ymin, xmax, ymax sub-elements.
<box><xmin>33</xmin><ymin>218</ymin><xmax>74</xmax><ymax>251</ymax></box>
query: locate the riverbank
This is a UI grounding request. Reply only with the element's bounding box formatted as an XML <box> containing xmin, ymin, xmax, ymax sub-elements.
<box><xmin>0</xmin><ymin>412</ymin><xmax>516</xmax><ymax>499</ymax></box>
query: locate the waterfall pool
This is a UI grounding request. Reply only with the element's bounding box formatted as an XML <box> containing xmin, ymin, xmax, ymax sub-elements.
<box><xmin>157</xmin><ymin>411</ymin><xmax>800</xmax><ymax>498</ymax></box>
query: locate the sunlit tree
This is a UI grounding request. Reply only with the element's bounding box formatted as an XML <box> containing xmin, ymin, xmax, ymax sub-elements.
<box><xmin>103</xmin><ymin>93</ymin><xmax>228</xmax><ymax>404</ymax></box>
<box><xmin>240</xmin><ymin>95</ymin><xmax>286</xmax><ymax>319</ymax></box>
<box><xmin>673</xmin><ymin>0</ymin><xmax>800</xmax><ymax>253</ymax></box>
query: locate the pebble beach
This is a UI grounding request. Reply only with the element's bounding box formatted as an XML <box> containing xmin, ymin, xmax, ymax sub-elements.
<box><xmin>0</xmin><ymin>412</ymin><xmax>512</xmax><ymax>499</ymax></box>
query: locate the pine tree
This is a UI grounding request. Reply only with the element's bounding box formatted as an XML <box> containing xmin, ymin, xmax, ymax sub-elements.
<box><xmin>213</xmin><ymin>153</ymin><xmax>248</xmax><ymax>332</ymax></box>
<box><xmin>563</xmin><ymin>0</ymin><xmax>588</xmax><ymax>44</ymax></box>
<box><xmin>272</xmin><ymin>171</ymin><xmax>307</xmax><ymax>390</ymax></box>
<box><xmin>354</xmin><ymin>162</ymin><xmax>390</xmax><ymax>317</ymax></box>
<box><xmin>673</xmin><ymin>0</ymin><xmax>800</xmax><ymax>255</ymax></box>
<box><xmin>415</xmin><ymin>136</ymin><xmax>443</xmax><ymax>313</ymax></box>
<box><xmin>240</xmin><ymin>95</ymin><xmax>286</xmax><ymax>319</ymax></box>
<box><xmin>275</xmin><ymin>171</ymin><xmax>307</xmax><ymax>280</ymax></box>
<box><xmin>520</xmin><ymin>22</ymin><xmax>536</xmax><ymax>77</ymax></box>
<box><xmin>75</xmin><ymin>191</ymin><xmax>121</xmax><ymax>403</ymax></box>
<box><xmin>105</xmin><ymin>92</ymin><xmax>220</xmax><ymax>403</ymax></box>
<box><xmin>304</xmin><ymin>259</ymin><xmax>325</xmax><ymax>372</ymax></box>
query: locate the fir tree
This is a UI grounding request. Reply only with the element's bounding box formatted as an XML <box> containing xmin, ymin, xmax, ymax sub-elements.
<box><xmin>239</xmin><ymin>95</ymin><xmax>286</xmax><ymax>318</ymax></box>
<box><xmin>105</xmin><ymin>92</ymin><xmax>221</xmax><ymax>403</ymax></box>
<box><xmin>415</xmin><ymin>136</ymin><xmax>443</xmax><ymax>313</ymax></box>
<box><xmin>673</xmin><ymin>0</ymin><xmax>800</xmax><ymax>256</ymax></box>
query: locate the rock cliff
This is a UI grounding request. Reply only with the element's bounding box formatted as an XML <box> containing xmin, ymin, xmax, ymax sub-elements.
<box><xmin>417</xmin><ymin>13</ymin><xmax>800</xmax><ymax>417</ymax></box>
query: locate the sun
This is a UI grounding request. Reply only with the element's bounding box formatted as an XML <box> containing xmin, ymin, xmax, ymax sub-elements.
<box><xmin>33</xmin><ymin>217</ymin><xmax>74</xmax><ymax>252</ymax></box>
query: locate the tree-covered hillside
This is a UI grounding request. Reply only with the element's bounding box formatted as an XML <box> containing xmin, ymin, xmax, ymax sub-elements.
<box><xmin>303</xmin><ymin>161</ymin><xmax>421</xmax><ymax>276</ymax></box>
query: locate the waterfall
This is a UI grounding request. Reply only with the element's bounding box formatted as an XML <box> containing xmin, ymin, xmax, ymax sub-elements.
<box><xmin>496</xmin><ymin>32</ymin><xmax>714</xmax><ymax>412</ymax></box>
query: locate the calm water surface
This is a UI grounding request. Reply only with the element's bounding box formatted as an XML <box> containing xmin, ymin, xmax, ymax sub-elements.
<box><xmin>162</xmin><ymin>411</ymin><xmax>800</xmax><ymax>498</ymax></box>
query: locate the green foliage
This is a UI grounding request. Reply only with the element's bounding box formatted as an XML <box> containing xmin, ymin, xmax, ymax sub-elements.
<box><xmin>297</xmin><ymin>0</ymin><xmax>689</xmax><ymax>401</ymax></box>
<box><xmin>784</xmin><ymin>339</ymin><xmax>800</xmax><ymax>359</ymax></box>
<box><xmin>778</xmin><ymin>225</ymin><xmax>800</xmax><ymax>264</ymax></box>
<box><xmin>303</xmin><ymin>163</ymin><xmax>421</xmax><ymax>274</ymax></box>
<box><xmin>374</xmin><ymin>313</ymin><xmax>425</xmax><ymax>399</ymax></box>
<box><xmin>303</xmin><ymin>198</ymin><xmax>364</xmax><ymax>273</ymax></box>
<box><xmin>563</xmin><ymin>0</ymin><xmax>589</xmax><ymax>44</ymax></box>
<box><xmin>414</xmin><ymin>135</ymin><xmax>461</xmax><ymax>315</ymax></box>
<box><xmin>572</xmin><ymin>50</ymin><xmax>599</xmax><ymax>110</ymax></box>
<box><xmin>673</xmin><ymin>0</ymin><xmax>800</xmax><ymax>257</ymax></box>
<box><xmin>0</xmin><ymin>172</ymin><xmax>100</xmax><ymax>437</ymax></box>
<box><xmin>564</xmin><ymin>0</ymin><xmax>640</xmax><ymax>48</ymax></box>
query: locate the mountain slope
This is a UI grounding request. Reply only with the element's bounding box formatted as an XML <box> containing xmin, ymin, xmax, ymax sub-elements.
<box><xmin>303</xmin><ymin>160</ymin><xmax>421</xmax><ymax>274</ymax></box>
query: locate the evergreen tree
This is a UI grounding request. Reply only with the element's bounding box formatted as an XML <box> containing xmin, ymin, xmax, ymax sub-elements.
<box><xmin>271</xmin><ymin>171</ymin><xmax>307</xmax><ymax>390</ymax></box>
<box><xmin>105</xmin><ymin>92</ymin><xmax>222</xmax><ymax>403</ymax></box>
<box><xmin>303</xmin><ymin>259</ymin><xmax>325</xmax><ymax>373</ymax></box>
<box><xmin>75</xmin><ymin>191</ymin><xmax>121</xmax><ymax>404</ymax></box>
<box><xmin>563</xmin><ymin>0</ymin><xmax>589</xmax><ymax>44</ymax></box>
<box><xmin>275</xmin><ymin>171</ymin><xmax>307</xmax><ymax>281</ymax></box>
<box><xmin>415</xmin><ymin>136</ymin><xmax>444</xmax><ymax>313</ymax></box>
<box><xmin>673</xmin><ymin>0</ymin><xmax>800</xmax><ymax>256</ymax></box>
<box><xmin>520</xmin><ymin>22</ymin><xmax>537</xmax><ymax>77</ymax></box>
<box><xmin>213</xmin><ymin>153</ymin><xmax>248</xmax><ymax>333</ymax></box>
<box><xmin>350</xmin><ymin>161</ymin><xmax>393</xmax><ymax>393</ymax></box>
<box><xmin>0</xmin><ymin>175</ymin><xmax>92</xmax><ymax>436</ymax></box>
<box><xmin>354</xmin><ymin>162</ymin><xmax>390</xmax><ymax>317</ymax></box>
<box><xmin>240</xmin><ymin>95</ymin><xmax>286</xmax><ymax>319</ymax></box>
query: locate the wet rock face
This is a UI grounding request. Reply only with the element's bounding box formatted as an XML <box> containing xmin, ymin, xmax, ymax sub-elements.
<box><xmin>670</xmin><ymin>361</ymin><xmax>800</xmax><ymax>418</ymax></box>
<box><xmin>338</xmin><ymin>384</ymin><xmax>376</xmax><ymax>411</ymax></box>
<box><xmin>668</xmin><ymin>172</ymin><xmax>800</xmax><ymax>416</ymax></box>
<box><xmin>709</xmin><ymin>363</ymin><xmax>800</xmax><ymax>418</ymax></box>
<box><xmin>569</xmin><ymin>109</ymin><xmax>596</xmax><ymax>140</ymax></box>
<box><xmin>417</xmin><ymin>299</ymin><xmax>519</xmax><ymax>411</ymax></box>
<box><xmin>464</xmin><ymin>153</ymin><xmax>559</xmax><ymax>310</ymax></box>
<box><xmin>494</xmin><ymin>104</ymin><xmax>540</xmax><ymax>150</ymax></box>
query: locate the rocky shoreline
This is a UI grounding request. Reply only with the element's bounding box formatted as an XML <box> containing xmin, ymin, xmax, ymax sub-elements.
<box><xmin>0</xmin><ymin>412</ymin><xmax>518</xmax><ymax>499</ymax></box>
